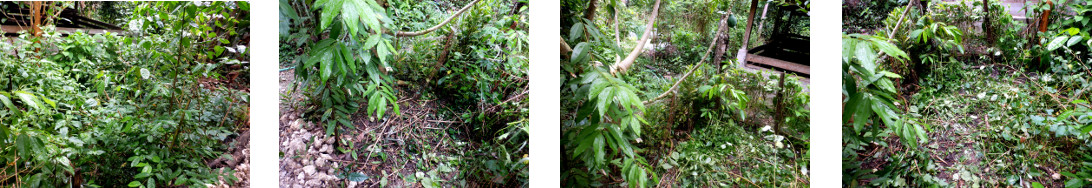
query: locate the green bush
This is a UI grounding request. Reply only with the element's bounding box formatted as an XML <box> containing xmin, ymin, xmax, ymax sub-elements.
<box><xmin>0</xmin><ymin>2</ymin><xmax>249</xmax><ymax>187</ymax></box>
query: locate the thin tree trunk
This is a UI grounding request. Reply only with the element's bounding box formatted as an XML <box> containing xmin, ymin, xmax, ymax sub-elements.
<box><xmin>429</xmin><ymin>30</ymin><xmax>457</xmax><ymax>80</ymax></box>
<box><xmin>584</xmin><ymin>0</ymin><xmax>598</xmax><ymax>21</ymax></box>
<box><xmin>614</xmin><ymin>3</ymin><xmax>621</xmax><ymax>65</ymax></box>
<box><xmin>713</xmin><ymin>13</ymin><xmax>732</xmax><ymax>73</ymax></box>
<box><xmin>984</xmin><ymin>0</ymin><xmax>992</xmax><ymax>44</ymax></box>
<box><xmin>611</xmin><ymin>0</ymin><xmax>662</xmax><ymax>74</ymax></box>
<box><xmin>773</xmin><ymin>72</ymin><xmax>786</xmax><ymax>135</ymax></box>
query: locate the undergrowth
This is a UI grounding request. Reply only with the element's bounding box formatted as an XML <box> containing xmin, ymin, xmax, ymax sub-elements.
<box><xmin>0</xmin><ymin>1</ymin><xmax>250</xmax><ymax>187</ymax></box>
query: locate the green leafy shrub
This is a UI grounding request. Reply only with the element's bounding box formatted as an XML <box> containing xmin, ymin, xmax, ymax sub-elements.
<box><xmin>0</xmin><ymin>2</ymin><xmax>249</xmax><ymax>187</ymax></box>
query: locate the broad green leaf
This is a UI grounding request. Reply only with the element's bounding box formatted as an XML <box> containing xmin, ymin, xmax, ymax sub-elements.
<box><xmin>16</xmin><ymin>134</ymin><xmax>29</xmax><ymax>156</ymax></box>
<box><xmin>14</xmin><ymin>91</ymin><xmax>40</xmax><ymax>111</ymax></box>
<box><xmin>0</xmin><ymin>93</ymin><xmax>19</xmax><ymax>114</ymax></box>
<box><xmin>347</xmin><ymin>172</ymin><xmax>369</xmax><ymax>182</ymax></box>
<box><xmin>1048</xmin><ymin>35</ymin><xmax>1069</xmax><ymax>51</ymax></box>
<box><xmin>40</xmin><ymin>96</ymin><xmax>55</xmax><ymax>109</ymax></box>
<box><xmin>570</xmin><ymin>23</ymin><xmax>584</xmax><ymax>41</ymax></box>
<box><xmin>364</xmin><ymin>34</ymin><xmax>381</xmax><ymax>51</ymax></box>
<box><xmin>855</xmin><ymin>42</ymin><xmax>877</xmax><ymax>73</ymax></box>
<box><xmin>377</xmin><ymin>41</ymin><xmax>389</xmax><ymax>64</ymax></box>
<box><xmin>128</xmin><ymin>181</ymin><xmax>141</xmax><ymax>187</ymax></box>
<box><xmin>1066</xmin><ymin>27</ymin><xmax>1081</xmax><ymax>36</ymax></box>
<box><xmin>572</xmin><ymin>42</ymin><xmax>589</xmax><ymax>63</ymax></box>
<box><xmin>879</xmin><ymin>71</ymin><xmax>902</xmax><ymax>79</ymax></box>
<box><xmin>320</xmin><ymin>49</ymin><xmax>334</xmax><ymax>83</ymax></box>
<box><xmin>1068</xmin><ymin>35</ymin><xmax>1084</xmax><ymax>47</ymax></box>
<box><xmin>214</xmin><ymin>46</ymin><xmax>225</xmax><ymax>57</ymax></box>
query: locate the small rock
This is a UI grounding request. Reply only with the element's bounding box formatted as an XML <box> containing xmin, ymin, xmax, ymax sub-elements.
<box><xmin>333</xmin><ymin>162</ymin><xmax>340</xmax><ymax>169</ymax></box>
<box><xmin>1052</xmin><ymin>173</ymin><xmax>1061</xmax><ymax>180</ymax></box>
<box><xmin>325</xmin><ymin>137</ymin><xmax>335</xmax><ymax>144</ymax></box>
<box><xmin>290</xmin><ymin>140</ymin><xmax>305</xmax><ymax>154</ymax></box>
<box><xmin>301</xmin><ymin>132</ymin><xmax>313</xmax><ymax>141</ymax></box>
<box><xmin>297</xmin><ymin>172</ymin><xmax>305</xmax><ymax>180</ymax></box>
<box><xmin>321</xmin><ymin>145</ymin><xmax>332</xmax><ymax>153</ymax></box>
<box><xmin>303</xmin><ymin>165</ymin><xmax>316</xmax><ymax>175</ymax></box>
<box><xmin>348</xmin><ymin>181</ymin><xmax>358</xmax><ymax>188</ymax></box>
<box><xmin>305</xmin><ymin>179</ymin><xmax>322</xmax><ymax>187</ymax></box>
<box><xmin>315</xmin><ymin>157</ymin><xmax>327</xmax><ymax>167</ymax></box>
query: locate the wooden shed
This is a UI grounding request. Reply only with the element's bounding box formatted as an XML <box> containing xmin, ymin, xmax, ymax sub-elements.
<box><xmin>736</xmin><ymin>0</ymin><xmax>810</xmax><ymax>77</ymax></box>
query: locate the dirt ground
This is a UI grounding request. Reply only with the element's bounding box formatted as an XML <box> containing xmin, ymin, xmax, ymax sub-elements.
<box><xmin>206</xmin><ymin>130</ymin><xmax>251</xmax><ymax>188</ymax></box>
<box><xmin>278</xmin><ymin>69</ymin><xmax>465</xmax><ymax>188</ymax></box>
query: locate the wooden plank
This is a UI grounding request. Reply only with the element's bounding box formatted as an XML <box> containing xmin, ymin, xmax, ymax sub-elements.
<box><xmin>745</xmin><ymin>53</ymin><xmax>810</xmax><ymax>75</ymax></box>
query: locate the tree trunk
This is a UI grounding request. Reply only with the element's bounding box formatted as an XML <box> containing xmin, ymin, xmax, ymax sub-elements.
<box><xmin>583</xmin><ymin>0</ymin><xmax>598</xmax><ymax>21</ymax></box>
<box><xmin>430</xmin><ymin>31</ymin><xmax>457</xmax><ymax>80</ymax></box>
<box><xmin>611</xmin><ymin>0</ymin><xmax>663</xmax><ymax>74</ymax></box>
<box><xmin>713</xmin><ymin>13</ymin><xmax>732</xmax><ymax>73</ymax></box>
<box><xmin>773</xmin><ymin>72</ymin><xmax>787</xmax><ymax>135</ymax></box>
<box><xmin>984</xmin><ymin>0</ymin><xmax>993</xmax><ymax>44</ymax></box>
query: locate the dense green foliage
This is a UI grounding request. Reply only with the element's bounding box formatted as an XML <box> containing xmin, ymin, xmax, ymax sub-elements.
<box><xmin>0</xmin><ymin>2</ymin><xmax>249</xmax><ymax>187</ymax></box>
<box><xmin>562</xmin><ymin>0</ymin><xmax>810</xmax><ymax>187</ymax></box>
<box><xmin>280</xmin><ymin>0</ymin><xmax>528</xmax><ymax>186</ymax></box>
<box><xmin>844</xmin><ymin>1</ymin><xmax>1092</xmax><ymax>187</ymax></box>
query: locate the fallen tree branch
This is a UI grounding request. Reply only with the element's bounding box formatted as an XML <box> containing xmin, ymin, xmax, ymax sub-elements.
<box><xmin>386</xmin><ymin>0</ymin><xmax>480</xmax><ymax>37</ymax></box>
<box><xmin>643</xmin><ymin>14</ymin><xmax>724</xmax><ymax>104</ymax></box>
<box><xmin>610</xmin><ymin>0</ymin><xmax>662</xmax><ymax>74</ymax></box>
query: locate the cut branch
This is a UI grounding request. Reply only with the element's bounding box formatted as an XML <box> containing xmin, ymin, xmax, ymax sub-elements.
<box><xmin>386</xmin><ymin>0</ymin><xmax>480</xmax><ymax>37</ymax></box>
<box><xmin>644</xmin><ymin>14</ymin><xmax>725</xmax><ymax>104</ymax></box>
<box><xmin>610</xmin><ymin>0</ymin><xmax>662</xmax><ymax>75</ymax></box>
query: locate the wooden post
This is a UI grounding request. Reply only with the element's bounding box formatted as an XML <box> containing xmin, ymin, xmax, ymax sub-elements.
<box><xmin>736</xmin><ymin>0</ymin><xmax>760</xmax><ymax>66</ymax></box>
<box><xmin>773</xmin><ymin>72</ymin><xmax>787</xmax><ymax>135</ymax></box>
<box><xmin>984</xmin><ymin>0</ymin><xmax>992</xmax><ymax>43</ymax></box>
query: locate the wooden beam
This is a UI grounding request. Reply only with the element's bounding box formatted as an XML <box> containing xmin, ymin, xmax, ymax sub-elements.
<box><xmin>745</xmin><ymin>53</ymin><xmax>810</xmax><ymax>75</ymax></box>
<box><xmin>737</xmin><ymin>0</ymin><xmax>761</xmax><ymax>66</ymax></box>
